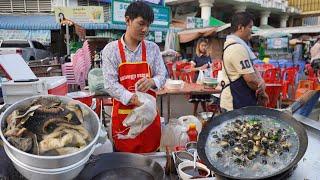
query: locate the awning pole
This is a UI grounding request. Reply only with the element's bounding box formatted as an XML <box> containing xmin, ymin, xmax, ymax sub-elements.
<box><xmin>65</xmin><ymin>0</ymin><xmax>70</xmax><ymax>55</ymax></box>
<box><xmin>66</xmin><ymin>24</ymin><xmax>70</xmax><ymax>55</ymax></box>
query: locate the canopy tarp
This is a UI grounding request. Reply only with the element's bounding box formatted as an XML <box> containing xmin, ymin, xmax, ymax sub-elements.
<box><xmin>209</xmin><ymin>17</ymin><xmax>225</xmax><ymax>27</ymax></box>
<box><xmin>254</xmin><ymin>25</ymin><xmax>320</xmax><ymax>37</ymax></box>
<box><xmin>178</xmin><ymin>27</ymin><xmax>217</xmax><ymax>43</ymax></box>
<box><xmin>0</xmin><ymin>15</ymin><xmax>60</xmax><ymax>30</ymax></box>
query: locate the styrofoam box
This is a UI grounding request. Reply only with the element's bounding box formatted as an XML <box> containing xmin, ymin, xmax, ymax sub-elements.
<box><xmin>2</xmin><ymin>79</ymin><xmax>48</xmax><ymax>104</ymax></box>
<box><xmin>39</xmin><ymin>76</ymin><xmax>68</xmax><ymax>96</ymax></box>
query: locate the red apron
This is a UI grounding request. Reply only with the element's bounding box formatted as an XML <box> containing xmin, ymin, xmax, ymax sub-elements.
<box><xmin>111</xmin><ymin>39</ymin><xmax>161</xmax><ymax>153</ymax></box>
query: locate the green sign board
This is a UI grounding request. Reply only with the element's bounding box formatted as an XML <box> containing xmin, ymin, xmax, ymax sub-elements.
<box><xmin>112</xmin><ymin>0</ymin><xmax>170</xmax><ymax>28</ymax></box>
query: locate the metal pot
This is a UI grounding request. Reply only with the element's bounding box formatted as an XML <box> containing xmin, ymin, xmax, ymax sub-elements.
<box><xmin>0</xmin><ymin>95</ymin><xmax>104</xmax><ymax>170</ymax></box>
<box><xmin>5</xmin><ymin>145</ymin><xmax>94</xmax><ymax>180</ymax></box>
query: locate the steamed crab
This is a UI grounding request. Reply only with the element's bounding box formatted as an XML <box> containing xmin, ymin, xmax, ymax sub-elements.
<box><xmin>3</xmin><ymin>97</ymin><xmax>91</xmax><ymax>155</ymax></box>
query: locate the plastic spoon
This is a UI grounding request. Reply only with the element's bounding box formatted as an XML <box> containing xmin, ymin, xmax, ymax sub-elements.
<box><xmin>192</xmin><ymin>151</ymin><xmax>199</xmax><ymax>177</ymax></box>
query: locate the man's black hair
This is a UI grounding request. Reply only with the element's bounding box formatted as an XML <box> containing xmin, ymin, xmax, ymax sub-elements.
<box><xmin>125</xmin><ymin>1</ymin><xmax>154</xmax><ymax>25</ymax></box>
<box><xmin>230</xmin><ymin>12</ymin><xmax>254</xmax><ymax>33</ymax></box>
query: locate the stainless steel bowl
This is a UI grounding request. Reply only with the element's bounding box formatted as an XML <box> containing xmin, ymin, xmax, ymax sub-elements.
<box><xmin>0</xmin><ymin>95</ymin><xmax>103</xmax><ymax>170</ymax></box>
<box><xmin>173</xmin><ymin>151</ymin><xmax>193</xmax><ymax>167</ymax></box>
<box><xmin>198</xmin><ymin>112</ymin><xmax>213</xmax><ymax>126</ymax></box>
<box><xmin>185</xmin><ymin>141</ymin><xmax>197</xmax><ymax>154</ymax></box>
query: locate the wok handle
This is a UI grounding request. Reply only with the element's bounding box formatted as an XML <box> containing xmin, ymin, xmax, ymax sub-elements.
<box><xmin>286</xmin><ymin>90</ymin><xmax>319</xmax><ymax>114</ymax></box>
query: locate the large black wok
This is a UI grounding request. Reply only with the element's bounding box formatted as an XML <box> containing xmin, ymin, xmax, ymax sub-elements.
<box><xmin>197</xmin><ymin>90</ymin><xmax>318</xmax><ymax>180</ymax></box>
<box><xmin>77</xmin><ymin>152</ymin><xmax>164</xmax><ymax>180</ymax></box>
<box><xmin>198</xmin><ymin>106</ymin><xmax>308</xmax><ymax>179</ymax></box>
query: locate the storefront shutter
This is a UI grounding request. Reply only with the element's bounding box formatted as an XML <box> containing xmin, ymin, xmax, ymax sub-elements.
<box><xmin>38</xmin><ymin>0</ymin><xmax>51</xmax><ymax>12</ymax></box>
<box><xmin>26</xmin><ymin>0</ymin><xmax>39</xmax><ymax>12</ymax></box>
<box><xmin>12</xmin><ymin>0</ymin><xmax>25</xmax><ymax>12</ymax></box>
<box><xmin>0</xmin><ymin>0</ymin><xmax>12</xmax><ymax>12</ymax></box>
<box><xmin>0</xmin><ymin>0</ymin><xmax>52</xmax><ymax>13</ymax></box>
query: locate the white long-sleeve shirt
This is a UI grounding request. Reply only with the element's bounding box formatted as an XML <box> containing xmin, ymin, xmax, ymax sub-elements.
<box><xmin>102</xmin><ymin>35</ymin><xmax>167</xmax><ymax>105</ymax></box>
<box><xmin>311</xmin><ymin>42</ymin><xmax>320</xmax><ymax>63</ymax></box>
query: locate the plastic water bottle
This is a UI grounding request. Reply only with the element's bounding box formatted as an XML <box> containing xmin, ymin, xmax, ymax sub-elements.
<box><xmin>178</xmin><ymin>127</ymin><xmax>189</xmax><ymax>148</ymax></box>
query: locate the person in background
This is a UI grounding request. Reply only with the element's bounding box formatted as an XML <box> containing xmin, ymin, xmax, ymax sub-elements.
<box><xmin>298</xmin><ymin>38</ymin><xmax>320</xmax><ymax>117</ymax></box>
<box><xmin>101</xmin><ymin>1</ymin><xmax>167</xmax><ymax>153</ymax></box>
<box><xmin>220</xmin><ymin>12</ymin><xmax>269</xmax><ymax>112</ymax></box>
<box><xmin>310</xmin><ymin>37</ymin><xmax>320</xmax><ymax>78</ymax></box>
<box><xmin>258</xmin><ymin>40</ymin><xmax>265</xmax><ymax>60</ymax></box>
<box><xmin>189</xmin><ymin>38</ymin><xmax>212</xmax><ymax>115</ymax></box>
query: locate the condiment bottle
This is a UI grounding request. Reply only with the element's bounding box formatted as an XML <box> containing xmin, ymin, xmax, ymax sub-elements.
<box><xmin>187</xmin><ymin>123</ymin><xmax>198</xmax><ymax>142</ymax></box>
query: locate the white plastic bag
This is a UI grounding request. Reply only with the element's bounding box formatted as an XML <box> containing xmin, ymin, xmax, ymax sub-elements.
<box><xmin>160</xmin><ymin>119</ymin><xmax>185</xmax><ymax>151</ymax></box>
<box><xmin>177</xmin><ymin>115</ymin><xmax>202</xmax><ymax>133</ymax></box>
<box><xmin>117</xmin><ymin>90</ymin><xmax>157</xmax><ymax>139</ymax></box>
<box><xmin>196</xmin><ymin>70</ymin><xmax>205</xmax><ymax>84</ymax></box>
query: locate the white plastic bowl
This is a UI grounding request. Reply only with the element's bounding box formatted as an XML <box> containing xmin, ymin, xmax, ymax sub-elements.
<box><xmin>165</xmin><ymin>79</ymin><xmax>184</xmax><ymax>90</ymax></box>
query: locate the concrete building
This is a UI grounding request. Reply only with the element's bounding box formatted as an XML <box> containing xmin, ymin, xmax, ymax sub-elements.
<box><xmin>166</xmin><ymin>0</ymin><xmax>300</xmax><ymax>28</ymax></box>
<box><xmin>288</xmin><ymin>0</ymin><xmax>320</xmax><ymax>26</ymax></box>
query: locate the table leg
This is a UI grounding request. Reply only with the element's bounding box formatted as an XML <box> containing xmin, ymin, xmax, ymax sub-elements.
<box><xmin>167</xmin><ymin>95</ymin><xmax>171</xmax><ymax>120</ymax></box>
<box><xmin>160</xmin><ymin>95</ymin><xmax>163</xmax><ymax>117</ymax></box>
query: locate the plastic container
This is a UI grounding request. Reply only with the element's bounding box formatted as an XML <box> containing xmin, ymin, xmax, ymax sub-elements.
<box><xmin>39</xmin><ymin>76</ymin><xmax>67</xmax><ymax>96</ymax></box>
<box><xmin>2</xmin><ymin>79</ymin><xmax>48</xmax><ymax>104</ymax></box>
<box><xmin>88</xmin><ymin>68</ymin><xmax>106</xmax><ymax>95</ymax></box>
<box><xmin>160</xmin><ymin>119</ymin><xmax>185</xmax><ymax>151</ymax></box>
<box><xmin>165</xmin><ymin>79</ymin><xmax>184</xmax><ymax>90</ymax></box>
<box><xmin>67</xmin><ymin>91</ymin><xmax>93</xmax><ymax>107</ymax></box>
<box><xmin>178</xmin><ymin>127</ymin><xmax>189</xmax><ymax>147</ymax></box>
<box><xmin>187</xmin><ymin>123</ymin><xmax>198</xmax><ymax>142</ymax></box>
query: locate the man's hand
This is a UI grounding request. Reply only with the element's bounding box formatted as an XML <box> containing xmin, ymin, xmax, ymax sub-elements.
<box><xmin>129</xmin><ymin>94</ymin><xmax>142</xmax><ymax>106</ymax></box>
<box><xmin>257</xmin><ymin>91</ymin><xmax>269</xmax><ymax>107</ymax></box>
<box><xmin>199</xmin><ymin>64</ymin><xmax>208</xmax><ymax>71</ymax></box>
<box><xmin>136</xmin><ymin>78</ymin><xmax>155</xmax><ymax>92</ymax></box>
<box><xmin>256</xmin><ymin>80</ymin><xmax>266</xmax><ymax>96</ymax></box>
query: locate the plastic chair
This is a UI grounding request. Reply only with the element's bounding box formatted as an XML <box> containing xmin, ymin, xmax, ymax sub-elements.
<box><xmin>165</xmin><ymin>61</ymin><xmax>174</xmax><ymax>79</ymax></box>
<box><xmin>180</xmin><ymin>65</ymin><xmax>195</xmax><ymax>83</ymax></box>
<box><xmin>61</xmin><ymin>50</ymin><xmax>86</xmax><ymax>90</ymax></box>
<box><xmin>212</xmin><ymin>61</ymin><xmax>222</xmax><ymax>78</ymax></box>
<box><xmin>281</xmin><ymin>67</ymin><xmax>298</xmax><ymax>100</ymax></box>
<box><xmin>95</xmin><ymin>96</ymin><xmax>113</xmax><ymax>122</ymax></box>
<box><xmin>262</xmin><ymin>64</ymin><xmax>275</xmax><ymax>70</ymax></box>
<box><xmin>263</xmin><ymin>68</ymin><xmax>282</xmax><ymax>83</ymax></box>
<box><xmin>61</xmin><ymin>41</ymin><xmax>92</xmax><ymax>90</ymax></box>
<box><xmin>295</xmin><ymin>80</ymin><xmax>315</xmax><ymax>99</ymax></box>
<box><xmin>175</xmin><ymin>61</ymin><xmax>191</xmax><ymax>80</ymax></box>
<box><xmin>265</xmin><ymin>84</ymin><xmax>282</xmax><ymax>108</ymax></box>
<box><xmin>305</xmin><ymin>64</ymin><xmax>316</xmax><ymax>77</ymax></box>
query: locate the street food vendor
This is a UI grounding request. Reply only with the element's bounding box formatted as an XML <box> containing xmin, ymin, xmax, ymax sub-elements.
<box><xmin>101</xmin><ymin>1</ymin><xmax>167</xmax><ymax>153</ymax></box>
<box><xmin>220</xmin><ymin>12</ymin><xmax>269</xmax><ymax>112</ymax></box>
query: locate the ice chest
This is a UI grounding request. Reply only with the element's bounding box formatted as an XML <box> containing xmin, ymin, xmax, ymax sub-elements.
<box><xmin>2</xmin><ymin>79</ymin><xmax>48</xmax><ymax>104</ymax></box>
<box><xmin>39</xmin><ymin>76</ymin><xmax>67</xmax><ymax>96</ymax></box>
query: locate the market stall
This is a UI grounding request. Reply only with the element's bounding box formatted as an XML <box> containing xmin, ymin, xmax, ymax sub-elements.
<box><xmin>0</xmin><ymin>90</ymin><xmax>319</xmax><ymax>180</ymax></box>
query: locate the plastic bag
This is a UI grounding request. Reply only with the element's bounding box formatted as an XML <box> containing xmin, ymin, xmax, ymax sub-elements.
<box><xmin>204</xmin><ymin>68</ymin><xmax>212</xmax><ymax>78</ymax></box>
<box><xmin>177</xmin><ymin>115</ymin><xmax>202</xmax><ymax>133</ymax></box>
<box><xmin>88</xmin><ymin>68</ymin><xmax>107</xmax><ymax>95</ymax></box>
<box><xmin>160</xmin><ymin>119</ymin><xmax>187</xmax><ymax>151</ymax></box>
<box><xmin>117</xmin><ymin>90</ymin><xmax>157</xmax><ymax>139</ymax></box>
<box><xmin>196</xmin><ymin>70</ymin><xmax>205</xmax><ymax>84</ymax></box>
